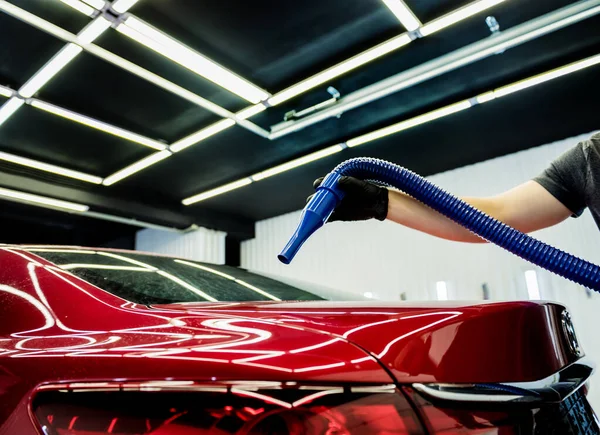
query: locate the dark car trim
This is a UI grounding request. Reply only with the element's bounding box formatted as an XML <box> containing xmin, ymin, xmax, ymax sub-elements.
<box><xmin>413</xmin><ymin>358</ymin><xmax>595</xmax><ymax>404</ymax></box>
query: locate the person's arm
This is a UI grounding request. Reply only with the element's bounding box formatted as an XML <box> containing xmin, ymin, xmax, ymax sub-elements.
<box><xmin>311</xmin><ymin>141</ymin><xmax>588</xmax><ymax>241</ymax></box>
<box><xmin>386</xmin><ymin>181</ymin><xmax>573</xmax><ymax>243</ymax></box>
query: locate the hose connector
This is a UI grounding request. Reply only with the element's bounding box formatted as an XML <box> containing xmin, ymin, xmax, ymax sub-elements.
<box><xmin>277</xmin><ymin>172</ymin><xmax>345</xmax><ymax>264</ymax></box>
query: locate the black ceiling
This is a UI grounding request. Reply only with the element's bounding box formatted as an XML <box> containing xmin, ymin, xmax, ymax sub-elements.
<box><xmin>0</xmin><ymin>0</ymin><xmax>599</xmax><ymax>244</ymax></box>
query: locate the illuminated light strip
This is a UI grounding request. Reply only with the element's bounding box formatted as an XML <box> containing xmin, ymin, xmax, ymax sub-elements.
<box><xmin>102</xmin><ymin>150</ymin><xmax>172</xmax><ymax>186</ymax></box>
<box><xmin>83</xmin><ymin>0</ymin><xmax>106</xmax><ymax>9</ymax></box>
<box><xmin>237</xmin><ymin>104</ymin><xmax>266</xmax><ymax>120</ymax></box>
<box><xmin>118</xmin><ymin>17</ymin><xmax>270</xmax><ymax>104</ymax></box>
<box><xmin>170</xmin><ymin>119</ymin><xmax>235</xmax><ymax>153</ymax></box>
<box><xmin>179</xmin><ymin>52</ymin><xmax>600</xmax><ymax>202</ymax></box>
<box><xmin>0</xmin><ymin>187</ymin><xmax>89</xmax><ymax>212</ymax></box>
<box><xmin>182</xmin><ymin>178</ymin><xmax>252</xmax><ymax>206</ymax></box>
<box><xmin>420</xmin><ymin>0</ymin><xmax>507</xmax><ymax>36</ymax></box>
<box><xmin>0</xmin><ymin>2</ymin><xmax>268</xmax><ymax>138</ymax></box>
<box><xmin>111</xmin><ymin>0</ymin><xmax>140</xmax><ymax>13</ymax></box>
<box><xmin>169</xmin><ymin>104</ymin><xmax>267</xmax><ymax>153</ymax></box>
<box><xmin>59</xmin><ymin>264</ymin><xmax>152</xmax><ymax>271</ymax></box>
<box><xmin>30</xmin><ymin>99</ymin><xmax>167</xmax><ymax>151</ymax></box>
<box><xmin>268</xmin><ymin>0</ymin><xmax>508</xmax><ymax>106</ymax></box>
<box><xmin>77</xmin><ymin>15</ymin><xmax>112</xmax><ymax>44</ymax></box>
<box><xmin>347</xmin><ymin>100</ymin><xmax>473</xmax><ymax>147</ymax></box>
<box><xmin>0</xmin><ymin>150</ymin><xmax>103</xmax><ymax>184</ymax></box>
<box><xmin>267</xmin><ymin>34</ymin><xmax>412</xmax><ymax>106</ymax></box>
<box><xmin>59</xmin><ymin>0</ymin><xmax>95</xmax><ymax>16</ymax></box>
<box><xmin>478</xmin><ymin>52</ymin><xmax>600</xmax><ymax>101</ymax></box>
<box><xmin>251</xmin><ymin>145</ymin><xmax>344</xmax><ymax>181</ymax></box>
<box><xmin>156</xmin><ymin>270</ymin><xmax>218</xmax><ymax>302</ymax></box>
<box><xmin>0</xmin><ymin>98</ymin><xmax>24</xmax><ymax>127</ymax></box>
<box><xmin>19</xmin><ymin>43</ymin><xmax>83</xmax><ymax>98</ymax></box>
<box><xmin>0</xmin><ymin>15</ymin><xmax>111</xmax><ymax>129</ymax></box>
<box><xmin>382</xmin><ymin>0</ymin><xmax>422</xmax><ymax>31</ymax></box>
<box><xmin>0</xmin><ymin>85</ymin><xmax>13</xmax><ymax>98</ymax></box>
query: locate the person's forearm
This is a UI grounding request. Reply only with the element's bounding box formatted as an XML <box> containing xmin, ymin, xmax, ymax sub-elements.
<box><xmin>386</xmin><ymin>190</ymin><xmax>504</xmax><ymax>243</ymax></box>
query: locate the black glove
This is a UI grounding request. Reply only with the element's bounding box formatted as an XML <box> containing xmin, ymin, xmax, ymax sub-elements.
<box><xmin>308</xmin><ymin>176</ymin><xmax>389</xmax><ymax>222</ymax></box>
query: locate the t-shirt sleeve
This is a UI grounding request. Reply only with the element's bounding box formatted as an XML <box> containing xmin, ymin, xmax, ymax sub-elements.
<box><xmin>533</xmin><ymin>142</ymin><xmax>588</xmax><ymax>217</ymax></box>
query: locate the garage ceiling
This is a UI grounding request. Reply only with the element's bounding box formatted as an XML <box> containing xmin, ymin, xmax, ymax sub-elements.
<box><xmin>0</xmin><ymin>0</ymin><xmax>599</xmax><ymax>244</ymax></box>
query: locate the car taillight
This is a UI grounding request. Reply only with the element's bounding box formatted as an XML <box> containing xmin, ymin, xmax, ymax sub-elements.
<box><xmin>32</xmin><ymin>382</ymin><xmax>423</xmax><ymax>434</ymax></box>
<box><xmin>403</xmin><ymin>387</ymin><xmax>533</xmax><ymax>434</ymax></box>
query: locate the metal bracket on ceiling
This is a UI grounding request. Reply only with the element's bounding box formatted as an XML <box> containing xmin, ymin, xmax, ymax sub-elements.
<box><xmin>283</xmin><ymin>86</ymin><xmax>341</xmax><ymax>122</ymax></box>
<box><xmin>486</xmin><ymin>16</ymin><xmax>505</xmax><ymax>55</ymax></box>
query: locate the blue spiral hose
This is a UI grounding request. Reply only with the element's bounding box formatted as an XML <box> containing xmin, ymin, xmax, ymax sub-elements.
<box><xmin>278</xmin><ymin>157</ymin><xmax>600</xmax><ymax>291</ymax></box>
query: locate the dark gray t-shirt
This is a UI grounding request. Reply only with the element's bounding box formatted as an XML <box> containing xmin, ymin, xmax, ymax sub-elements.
<box><xmin>533</xmin><ymin>133</ymin><xmax>600</xmax><ymax>228</ymax></box>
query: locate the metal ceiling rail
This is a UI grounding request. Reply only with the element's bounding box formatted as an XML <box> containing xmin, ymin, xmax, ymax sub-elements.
<box><xmin>181</xmin><ymin>51</ymin><xmax>600</xmax><ymax>205</ymax></box>
<box><xmin>269</xmin><ymin>0</ymin><xmax>600</xmax><ymax>139</ymax></box>
<box><xmin>0</xmin><ymin>0</ymin><xmax>270</xmax><ymax>139</ymax></box>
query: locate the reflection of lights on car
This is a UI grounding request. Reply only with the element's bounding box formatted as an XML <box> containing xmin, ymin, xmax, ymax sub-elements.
<box><xmin>294</xmin><ymin>362</ymin><xmax>346</xmax><ymax>373</ymax></box>
<box><xmin>156</xmin><ymin>270</ymin><xmax>218</xmax><ymax>302</ymax></box>
<box><xmin>97</xmin><ymin>252</ymin><xmax>158</xmax><ymax>270</ymax></box>
<box><xmin>175</xmin><ymin>258</ymin><xmax>281</xmax><ymax>301</ymax></box>
<box><xmin>59</xmin><ymin>264</ymin><xmax>153</xmax><ymax>271</ymax></box>
<box><xmin>289</xmin><ymin>338</ymin><xmax>341</xmax><ymax>354</ymax></box>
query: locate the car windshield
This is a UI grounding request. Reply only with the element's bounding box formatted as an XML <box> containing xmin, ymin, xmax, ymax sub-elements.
<box><xmin>26</xmin><ymin>249</ymin><xmax>362</xmax><ymax>304</ymax></box>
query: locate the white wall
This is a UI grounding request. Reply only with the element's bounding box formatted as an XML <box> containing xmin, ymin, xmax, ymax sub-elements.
<box><xmin>242</xmin><ymin>131</ymin><xmax>600</xmax><ymax>407</ymax></box>
<box><xmin>136</xmin><ymin>227</ymin><xmax>226</xmax><ymax>264</ymax></box>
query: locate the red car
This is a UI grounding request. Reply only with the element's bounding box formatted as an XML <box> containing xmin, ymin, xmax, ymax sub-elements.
<box><xmin>0</xmin><ymin>245</ymin><xmax>597</xmax><ymax>434</ymax></box>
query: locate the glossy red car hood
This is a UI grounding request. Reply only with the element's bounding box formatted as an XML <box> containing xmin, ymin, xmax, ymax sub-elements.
<box><xmin>152</xmin><ymin>299</ymin><xmax>576</xmax><ymax>384</ymax></box>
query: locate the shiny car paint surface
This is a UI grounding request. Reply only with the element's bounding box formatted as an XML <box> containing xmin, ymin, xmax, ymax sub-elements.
<box><xmin>0</xmin><ymin>246</ymin><xmax>587</xmax><ymax>433</ymax></box>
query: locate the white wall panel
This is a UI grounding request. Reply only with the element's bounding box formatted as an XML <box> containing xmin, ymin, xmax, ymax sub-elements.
<box><xmin>242</xmin><ymin>131</ymin><xmax>600</xmax><ymax>407</ymax></box>
<box><xmin>136</xmin><ymin>227</ymin><xmax>226</xmax><ymax>264</ymax></box>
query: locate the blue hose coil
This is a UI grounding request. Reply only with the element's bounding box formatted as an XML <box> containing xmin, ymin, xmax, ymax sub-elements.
<box><xmin>279</xmin><ymin>157</ymin><xmax>600</xmax><ymax>292</ymax></box>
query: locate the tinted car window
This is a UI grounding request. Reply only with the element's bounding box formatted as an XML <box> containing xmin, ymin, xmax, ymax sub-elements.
<box><xmin>28</xmin><ymin>249</ymin><xmax>323</xmax><ymax>304</ymax></box>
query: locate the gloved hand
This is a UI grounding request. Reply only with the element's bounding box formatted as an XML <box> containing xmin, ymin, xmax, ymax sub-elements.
<box><xmin>309</xmin><ymin>176</ymin><xmax>389</xmax><ymax>222</ymax></box>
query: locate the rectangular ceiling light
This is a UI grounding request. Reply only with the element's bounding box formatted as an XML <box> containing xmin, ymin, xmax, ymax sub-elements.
<box><xmin>0</xmin><ymin>186</ymin><xmax>89</xmax><ymax>212</ymax></box>
<box><xmin>19</xmin><ymin>43</ymin><xmax>83</xmax><ymax>98</ymax></box>
<box><xmin>347</xmin><ymin>100</ymin><xmax>472</xmax><ymax>147</ymax></box>
<box><xmin>179</xmin><ymin>51</ymin><xmax>600</xmax><ymax>203</ymax></box>
<box><xmin>382</xmin><ymin>0</ymin><xmax>422</xmax><ymax>31</ymax></box>
<box><xmin>252</xmin><ymin>145</ymin><xmax>344</xmax><ymax>181</ymax></box>
<box><xmin>59</xmin><ymin>0</ymin><xmax>95</xmax><ymax>16</ymax></box>
<box><xmin>237</xmin><ymin>104</ymin><xmax>267</xmax><ymax>120</ymax></box>
<box><xmin>0</xmin><ymin>98</ymin><xmax>24</xmax><ymax>127</ymax></box>
<box><xmin>267</xmin><ymin>34</ymin><xmax>412</xmax><ymax>106</ymax></box>
<box><xmin>117</xmin><ymin>17</ymin><xmax>270</xmax><ymax>104</ymax></box>
<box><xmin>83</xmin><ymin>0</ymin><xmax>106</xmax><ymax>9</ymax></box>
<box><xmin>420</xmin><ymin>0</ymin><xmax>506</xmax><ymax>36</ymax></box>
<box><xmin>0</xmin><ymin>150</ymin><xmax>102</xmax><ymax>184</ymax></box>
<box><xmin>111</xmin><ymin>0</ymin><xmax>140</xmax><ymax>13</ymax></box>
<box><xmin>170</xmin><ymin>119</ymin><xmax>235</xmax><ymax>153</ymax></box>
<box><xmin>170</xmin><ymin>104</ymin><xmax>266</xmax><ymax>153</ymax></box>
<box><xmin>30</xmin><ymin>99</ymin><xmax>167</xmax><ymax>150</ymax></box>
<box><xmin>524</xmin><ymin>270</ymin><xmax>540</xmax><ymax>300</ymax></box>
<box><xmin>78</xmin><ymin>15</ymin><xmax>112</xmax><ymax>44</ymax></box>
<box><xmin>103</xmin><ymin>150</ymin><xmax>172</xmax><ymax>186</ymax></box>
<box><xmin>182</xmin><ymin>178</ymin><xmax>252</xmax><ymax>206</ymax></box>
<box><xmin>482</xmin><ymin>53</ymin><xmax>600</xmax><ymax>101</ymax></box>
<box><xmin>0</xmin><ymin>85</ymin><xmax>13</xmax><ymax>98</ymax></box>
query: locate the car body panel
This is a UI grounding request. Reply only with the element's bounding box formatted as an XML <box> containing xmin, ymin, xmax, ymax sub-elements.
<box><xmin>0</xmin><ymin>246</ymin><xmax>585</xmax><ymax>433</ymax></box>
